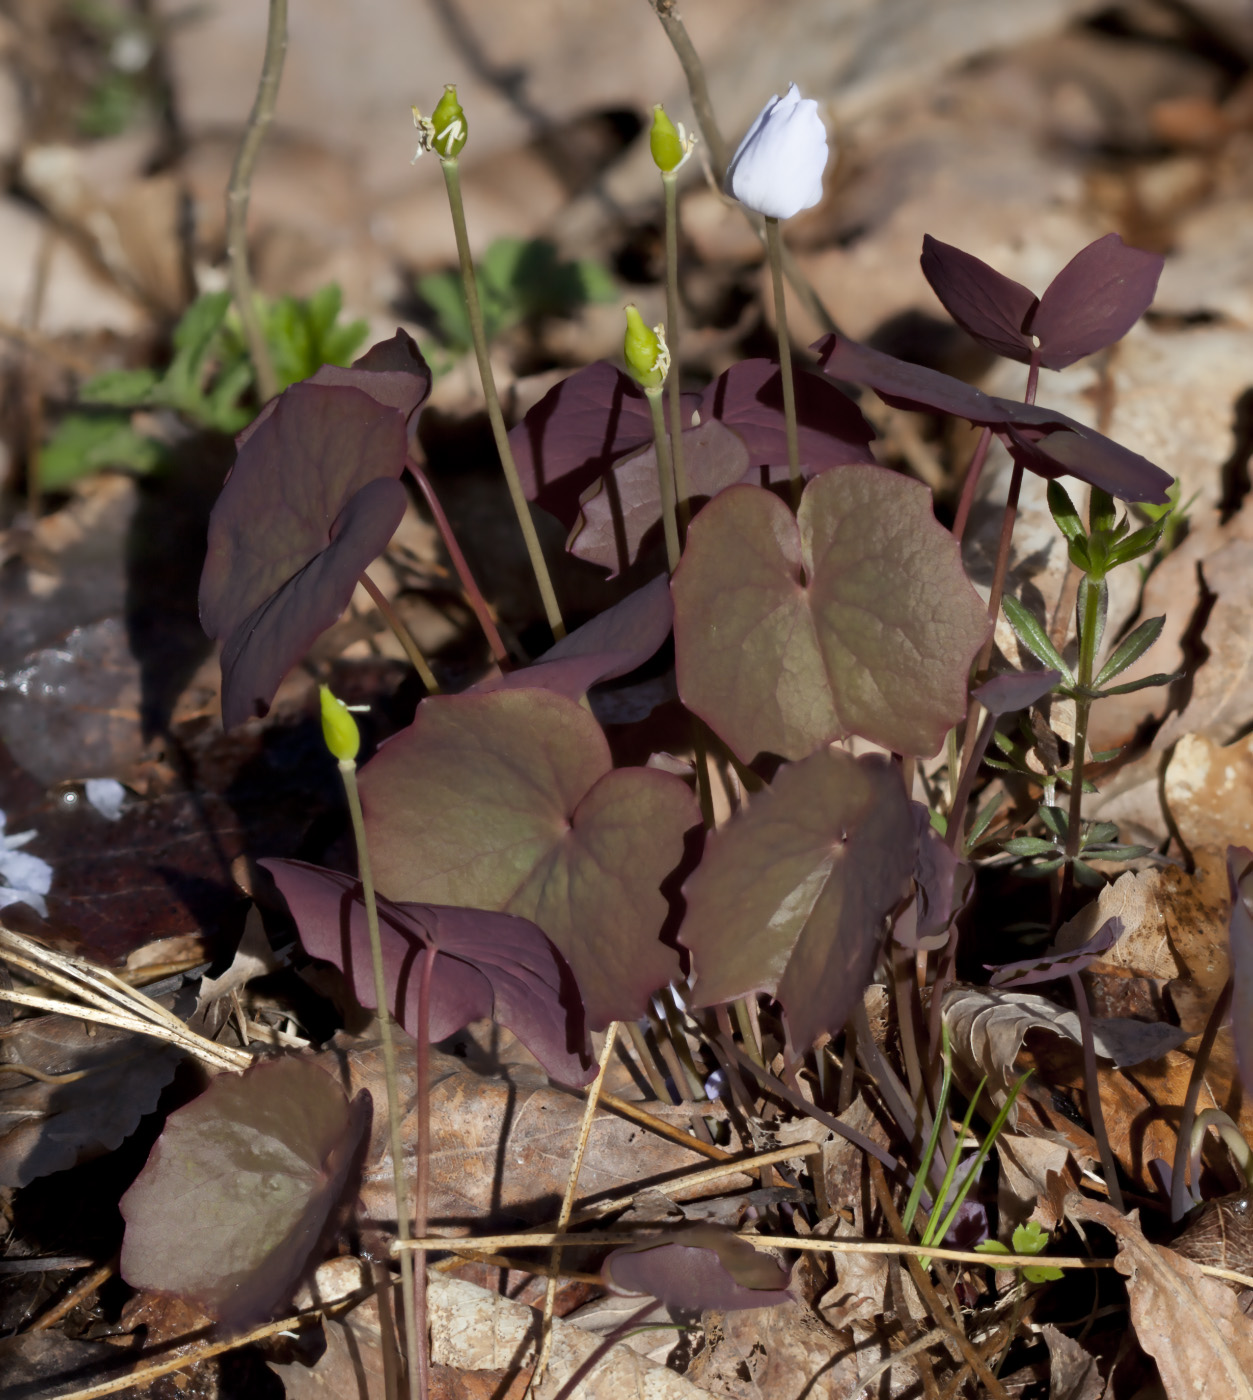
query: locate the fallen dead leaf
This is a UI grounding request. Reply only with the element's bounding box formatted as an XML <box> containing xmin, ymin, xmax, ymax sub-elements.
<box><xmin>1041</xmin><ymin>1322</ymin><xmax>1103</xmax><ymax>1400</ymax></box>
<box><xmin>314</xmin><ymin>1036</ymin><xmax>748</xmax><ymax>1231</ymax></box>
<box><xmin>1067</xmin><ymin>1194</ymin><xmax>1253</xmax><ymax>1400</ymax></box>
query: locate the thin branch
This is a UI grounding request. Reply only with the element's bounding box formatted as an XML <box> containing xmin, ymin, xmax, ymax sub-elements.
<box><xmin>225</xmin><ymin>0</ymin><xmax>286</xmax><ymax>404</ymax></box>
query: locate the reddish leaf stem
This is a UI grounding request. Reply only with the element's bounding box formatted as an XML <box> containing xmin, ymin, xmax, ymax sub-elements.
<box><xmin>951</xmin><ymin>426</ymin><xmax>992</xmax><ymax>541</ymax></box>
<box><xmin>406</xmin><ymin>458</ymin><xmax>509</xmax><ymax>666</ymax></box>
<box><xmin>1068</xmin><ymin>968</ymin><xmax>1123</xmax><ymax>1213</ymax></box>
<box><xmin>1171</xmin><ymin>977</ymin><xmax>1234</xmax><ymax>1222</ymax></box>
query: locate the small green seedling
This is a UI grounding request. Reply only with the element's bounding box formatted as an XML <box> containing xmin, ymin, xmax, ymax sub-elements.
<box><xmin>976</xmin><ymin>1220</ymin><xmax>1065</xmax><ymax>1283</ymax></box>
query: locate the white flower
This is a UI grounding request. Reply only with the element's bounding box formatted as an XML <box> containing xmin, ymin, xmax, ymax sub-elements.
<box><xmin>725</xmin><ymin>83</ymin><xmax>828</xmax><ymax>220</ymax></box>
<box><xmin>0</xmin><ymin>809</ymin><xmax>52</xmax><ymax>918</ymax></box>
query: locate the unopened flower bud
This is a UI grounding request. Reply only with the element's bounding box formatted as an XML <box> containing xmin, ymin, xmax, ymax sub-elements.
<box><xmin>725</xmin><ymin>83</ymin><xmax>828</xmax><ymax>220</ymax></box>
<box><xmin>650</xmin><ymin>105</ymin><xmax>684</xmax><ymax>173</ymax></box>
<box><xmin>623</xmin><ymin>305</ymin><xmax>668</xmax><ymax>389</ymax></box>
<box><xmin>319</xmin><ymin>685</ymin><xmax>360</xmax><ymax>763</ymax></box>
<box><xmin>412</xmin><ymin>84</ymin><xmax>467</xmax><ymax>161</ymax></box>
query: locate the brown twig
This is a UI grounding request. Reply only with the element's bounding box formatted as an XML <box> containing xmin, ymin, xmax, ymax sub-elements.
<box><xmin>225</xmin><ymin>0</ymin><xmax>286</xmax><ymax>404</ymax></box>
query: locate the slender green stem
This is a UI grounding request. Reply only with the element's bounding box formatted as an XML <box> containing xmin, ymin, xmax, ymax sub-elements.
<box><xmin>225</xmin><ymin>0</ymin><xmax>285</xmax><ymax>404</ymax></box>
<box><xmin>732</xmin><ymin>995</ymin><xmax>763</xmax><ymax>1066</ymax></box>
<box><xmin>438</xmin><ymin>156</ymin><xmax>565</xmax><ymax>639</ymax></box>
<box><xmin>357</xmin><ymin>573</ymin><xmax>440</xmax><ymax>693</ymax></box>
<box><xmin>338</xmin><ymin>759</ymin><xmax>421</xmax><ymax>1400</ymax></box>
<box><xmin>644</xmin><ymin>386</ymin><xmax>681</xmax><ymax>572</ymax></box>
<box><xmin>764</xmin><ymin>217</ymin><xmax>801</xmax><ymax>506</ymax></box>
<box><xmin>412</xmin><ymin>942</ymin><xmax>434</xmax><ymax>1400</ymax></box>
<box><xmin>661</xmin><ymin>170</ymin><xmax>691</xmax><ymax>535</ymax></box>
<box><xmin>1059</xmin><ymin>575</ymin><xmax>1104</xmax><ymax>913</ymax></box>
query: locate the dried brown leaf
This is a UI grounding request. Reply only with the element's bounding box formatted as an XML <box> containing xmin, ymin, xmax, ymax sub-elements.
<box><xmin>1067</xmin><ymin>1195</ymin><xmax>1253</xmax><ymax>1400</ymax></box>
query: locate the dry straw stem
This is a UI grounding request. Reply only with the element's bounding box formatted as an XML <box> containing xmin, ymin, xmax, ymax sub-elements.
<box><xmin>0</xmin><ymin>926</ymin><xmax>251</xmax><ymax>1074</ymax></box>
<box><xmin>356</xmin><ymin>571</ymin><xmax>440</xmax><ymax>692</ymax></box>
<box><xmin>42</xmin><ymin>1307</ymin><xmax>323</xmax><ymax>1400</ymax></box>
<box><xmin>225</xmin><ymin>0</ymin><xmax>286</xmax><ymax>403</ymax></box>
<box><xmin>532</xmin><ymin>1023</ymin><xmax>619</xmax><ymax>1388</ymax></box>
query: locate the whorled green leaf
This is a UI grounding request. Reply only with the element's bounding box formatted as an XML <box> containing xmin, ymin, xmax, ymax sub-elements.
<box><xmin>672</xmin><ymin>468</ymin><xmax>990</xmax><ymax>762</ymax></box>
<box><xmin>680</xmin><ymin>746</ymin><xmax>915</xmax><ymax>1050</ymax></box>
<box><xmin>119</xmin><ymin>1057</ymin><xmax>369</xmax><ymax>1328</ymax></box>
<box><xmin>357</xmin><ymin>690</ymin><xmax>699</xmax><ymax>1029</ymax></box>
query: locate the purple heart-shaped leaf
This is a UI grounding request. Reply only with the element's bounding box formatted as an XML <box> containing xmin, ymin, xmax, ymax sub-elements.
<box><xmin>605</xmin><ymin>1225</ymin><xmax>792</xmax><ymax>1310</ymax></box>
<box><xmin>120</xmin><ymin>1057</ymin><xmax>369</xmax><ymax>1327</ymax></box>
<box><xmin>508</xmin><ymin>363</ymin><xmax>689</xmax><ymax>530</ymax></box>
<box><xmin>921</xmin><ymin>234</ymin><xmax>1163</xmax><ymax>370</ymax></box>
<box><xmin>569</xmin><ymin>421</ymin><xmax>751</xmax><ymax>576</ymax></box>
<box><xmin>696</xmin><ymin>358</ymin><xmax>875</xmax><ymax>475</ymax></box>
<box><xmin>1031</xmin><ymin>234</ymin><xmax>1164</xmax><ymax>370</ymax></box>
<box><xmin>200</xmin><ymin>382</ymin><xmax>411</xmax><ymax>726</ymax></box>
<box><xmin>1001</xmin><ymin>422</ymin><xmax>1170</xmax><ymax>504</ymax></box>
<box><xmin>357</xmin><ymin>690</ymin><xmax>699</xmax><ymax>1029</ymax></box>
<box><xmin>681</xmin><ymin>747</ymin><xmax>915</xmax><ymax>1050</ymax></box>
<box><xmin>472</xmin><ymin>574</ymin><xmax>674</xmax><ymax>700</ymax></box>
<box><xmin>974</xmin><ymin>669</ymin><xmax>1061</xmax><ymax>716</ymax></box>
<box><xmin>921</xmin><ymin>235</ymin><xmax>1039</xmax><ymax>365</ymax></box>
<box><xmin>814</xmin><ymin>334</ymin><xmax>1002</xmax><ymax>423</ymax></box>
<box><xmin>813</xmin><ymin>336</ymin><xmax>1172</xmax><ymax>505</ymax></box>
<box><xmin>260</xmin><ymin>859</ymin><xmax>594</xmax><ymax>1086</ymax></box>
<box><xmin>672</xmin><ymin>469</ymin><xmax>990</xmax><ymax>763</ymax></box>
<box><xmin>238</xmin><ymin>329</ymin><xmax>433</xmax><ymax>447</ymax></box>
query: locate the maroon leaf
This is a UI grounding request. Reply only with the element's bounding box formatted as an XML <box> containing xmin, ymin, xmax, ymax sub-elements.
<box><xmin>471</xmin><ymin>574</ymin><xmax>673</xmax><ymax>700</ymax></box>
<box><xmin>508</xmin><ymin>363</ymin><xmax>680</xmax><ymax>530</ymax></box>
<box><xmin>1227</xmin><ymin>845</ymin><xmax>1253</xmax><ymax>1099</ymax></box>
<box><xmin>119</xmin><ymin>1056</ymin><xmax>369</xmax><ymax>1327</ymax></box>
<box><xmin>260</xmin><ymin>858</ymin><xmax>594</xmax><ymax>1086</ymax></box>
<box><xmin>911</xmin><ymin>802</ymin><xmax>960</xmax><ymax>944</ymax></box>
<box><xmin>200</xmin><ymin>383</ymin><xmax>410</xmax><ymax>727</ymax></box>
<box><xmin>1002</xmin><ymin>422</ymin><xmax>1171</xmax><ymax>504</ymax></box>
<box><xmin>357</xmin><ymin>690</ymin><xmax>699</xmax><ymax>1029</ymax></box>
<box><xmin>1030</xmin><ymin>234</ymin><xmax>1164</xmax><ymax>370</ymax></box>
<box><xmin>569</xmin><ymin>421</ymin><xmax>751</xmax><ymax>576</ymax></box>
<box><xmin>695</xmin><ymin>358</ymin><xmax>874</xmax><ymax>475</ymax></box>
<box><xmin>672</xmin><ymin>470</ymin><xmax>990</xmax><ymax>763</ymax></box>
<box><xmin>681</xmin><ymin>747</ymin><xmax>915</xmax><ymax>1050</ymax></box>
<box><xmin>989</xmin><ymin>917</ymin><xmax>1124</xmax><ymax>987</ymax></box>
<box><xmin>238</xmin><ymin>329</ymin><xmax>432</xmax><ymax>447</ymax></box>
<box><xmin>813</xmin><ymin>335</ymin><xmax>1172</xmax><ymax>505</ymax></box>
<box><xmin>921</xmin><ymin>234</ymin><xmax>1163</xmax><ymax>370</ymax></box>
<box><xmin>510</xmin><ymin>358</ymin><xmax>873</xmax><ymax>535</ymax></box>
<box><xmin>974</xmin><ymin>669</ymin><xmax>1061</xmax><ymax>715</ymax></box>
<box><xmin>920</xmin><ymin>234</ymin><xmax>1040</xmax><ymax>365</ymax></box>
<box><xmin>814</xmin><ymin>333</ymin><xmax>1004</xmax><ymax>423</ymax></box>
<box><xmin>605</xmin><ymin>1225</ymin><xmax>792</xmax><ymax>1310</ymax></box>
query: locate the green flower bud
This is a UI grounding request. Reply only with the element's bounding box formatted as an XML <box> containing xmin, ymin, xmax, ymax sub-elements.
<box><xmin>319</xmin><ymin>684</ymin><xmax>360</xmax><ymax>763</ymax></box>
<box><xmin>623</xmin><ymin>304</ymin><xmax>668</xmax><ymax>389</ymax></box>
<box><xmin>650</xmin><ymin>105</ymin><xmax>684</xmax><ymax>172</ymax></box>
<box><xmin>431</xmin><ymin>84</ymin><xmax>467</xmax><ymax>158</ymax></box>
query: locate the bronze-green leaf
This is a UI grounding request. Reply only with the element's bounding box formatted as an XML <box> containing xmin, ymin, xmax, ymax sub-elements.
<box><xmin>672</xmin><ymin>467</ymin><xmax>990</xmax><ymax>761</ymax></box>
<box><xmin>357</xmin><ymin>690</ymin><xmax>699</xmax><ymax>1029</ymax></box>
<box><xmin>681</xmin><ymin>746</ymin><xmax>915</xmax><ymax>1051</ymax></box>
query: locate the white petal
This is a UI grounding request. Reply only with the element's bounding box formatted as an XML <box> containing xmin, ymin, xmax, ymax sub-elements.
<box><xmin>85</xmin><ymin>778</ymin><xmax>127</xmax><ymax>822</ymax></box>
<box><xmin>725</xmin><ymin>82</ymin><xmax>829</xmax><ymax>220</ymax></box>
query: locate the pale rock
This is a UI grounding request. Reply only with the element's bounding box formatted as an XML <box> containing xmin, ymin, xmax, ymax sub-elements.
<box><xmin>155</xmin><ymin>0</ymin><xmax>1100</xmax><ymax>210</ymax></box>
<box><xmin>0</xmin><ymin>197</ymin><xmax>144</xmax><ymax>335</ymax></box>
<box><xmin>1156</xmin><ymin>198</ymin><xmax>1253</xmax><ymax>327</ymax></box>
